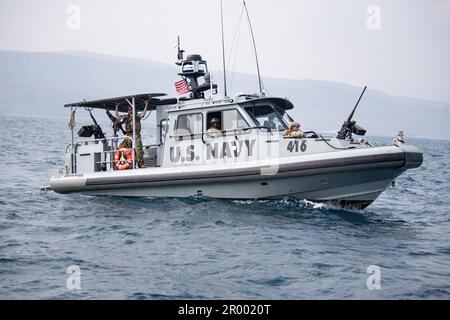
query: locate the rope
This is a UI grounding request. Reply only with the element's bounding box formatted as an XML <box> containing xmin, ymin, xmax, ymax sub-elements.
<box><xmin>68</xmin><ymin>107</ymin><xmax>78</xmax><ymax>129</ymax></box>
<box><xmin>318</xmin><ymin>134</ymin><xmax>355</xmax><ymax>150</ymax></box>
<box><xmin>142</xmin><ymin>110</ymin><xmax>151</xmax><ymax>121</ymax></box>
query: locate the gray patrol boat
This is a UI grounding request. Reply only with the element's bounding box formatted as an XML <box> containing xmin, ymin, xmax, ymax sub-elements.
<box><xmin>49</xmin><ymin>45</ymin><xmax>423</xmax><ymax>209</ymax></box>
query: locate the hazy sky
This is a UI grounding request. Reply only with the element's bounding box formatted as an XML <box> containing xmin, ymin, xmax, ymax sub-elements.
<box><xmin>1</xmin><ymin>0</ymin><xmax>449</xmax><ymax>103</ymax></box>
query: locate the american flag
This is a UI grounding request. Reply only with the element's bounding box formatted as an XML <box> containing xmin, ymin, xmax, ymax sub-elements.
<box><xmin>174</xmin><ymin>79</ymin><xmax>191</xmax><ymax>95</ymax></box>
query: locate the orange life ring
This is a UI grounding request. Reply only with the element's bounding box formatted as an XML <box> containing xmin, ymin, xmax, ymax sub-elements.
<box><xmin>114</xmin><ymin>148</ymin><xmax>134</xmax><ymax>170</ymax></box>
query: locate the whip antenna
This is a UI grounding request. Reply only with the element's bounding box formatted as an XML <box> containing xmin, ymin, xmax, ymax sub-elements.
<box><xmin>220</xmin><ymin>0</ymin><xmax>228</xmax><ymax>97</ymax></box>
<box><xmin>243</xmin><ymin>0</ymin><xmax>263</xmax><ymax>96</ymax></box>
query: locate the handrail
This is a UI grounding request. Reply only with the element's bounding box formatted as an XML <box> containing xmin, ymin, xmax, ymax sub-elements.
<box><xmin>144</xmin><ymin>144</ymin><xmax>160</xmax><ymax>149</ymax></box>
<box><xmin>241</xmin><ymin>126</ymin><xmax>273</xmax><ymax>135</ymax></box>
<box><xmin>72</xmin><ymin>136</ymin><xmax>137</xmax><ymax>172</ymax></box>
<box><xmin>73</xmin><ymin>136</ymin><xmax>135</xmax><ymax>146</ymax></box>
<box><xmin>170</xmin><ymin>126</ymin><xmax>274</xmax><ymax>139</ymax></box>
<box><xmin>76</xmin><ymin>147</ymin><xmax>138</xmax><ymax>171</ymax></box>
<box><xmin>282</xmin><ymin>131</ymin><xmax>319</xmax><ymax>139</ymax></box>
<box><xmin>158</xmin><ymin>118</ymin><xmax>168</xmax><ymax>145</ymax></box>
<box><xmin>303</xmin><ymin>131</ymin><xmax>319</xmax><ymax>137</ymax></box>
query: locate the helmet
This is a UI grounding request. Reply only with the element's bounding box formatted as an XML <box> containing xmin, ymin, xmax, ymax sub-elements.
<box><xmin>289</xmin><ymin>122</ymin><xmax>300</xmax><ymax>130</ymax></box>
<box><xmin>210</xmin><ymin>117</ymin><xmax>220</xmax><ymax>124</ymax></box>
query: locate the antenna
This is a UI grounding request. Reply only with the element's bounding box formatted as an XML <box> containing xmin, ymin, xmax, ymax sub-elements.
<box><xmin>243</xmin><ymin>0</ymin><xmax>263</xmax><ymax>96</ymax></box>
<box><xmin>176</xmin><ymin>36</ymin><xmax>184</xmax><ymax>65</ymax></box>
<box><xmin>220</xmin><ymin>0</ymin><xmax>228</xmax><ymax>97</ymax></box>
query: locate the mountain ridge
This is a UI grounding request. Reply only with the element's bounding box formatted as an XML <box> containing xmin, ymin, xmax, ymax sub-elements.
<box><xmin>0</xmin><ymin>50</ymin><xmax>448</xmax><ymax>139</ymax></box>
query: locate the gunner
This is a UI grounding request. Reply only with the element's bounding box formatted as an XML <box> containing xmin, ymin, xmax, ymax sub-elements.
<box><xmin>114</xmin><ymin>100</ymin><xmax>149</xmax><ymax>168</ymax></box>
<box><xmin>284</xmin><ymin>122</ymin><xmax>306</xmax><ymax>138</ymax></box>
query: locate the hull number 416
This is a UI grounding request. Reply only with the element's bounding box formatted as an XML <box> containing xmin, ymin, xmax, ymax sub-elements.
<box><xmin>287</xmin><ymin>140</ymin><xmax>307</xmax><ymax>152</ymax></box>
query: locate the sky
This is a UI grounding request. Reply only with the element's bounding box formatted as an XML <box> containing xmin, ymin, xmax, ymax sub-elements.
<box><xmin>0</xmin><ymin>0</ymin><xmax>449</xmax><ymax>103</ymax></box>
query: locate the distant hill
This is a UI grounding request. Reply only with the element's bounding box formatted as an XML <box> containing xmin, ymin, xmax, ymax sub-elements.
<box><xmin>0</xmin><ymin>50</ymin><xmax>449</xmax><ymax>139</ymax></box>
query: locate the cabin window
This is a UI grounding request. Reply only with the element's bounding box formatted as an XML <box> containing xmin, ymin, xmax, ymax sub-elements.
<box><xmin>207</xmin><ymin>112</ymin><xmax>222</xmax><ymax>131</ymax></box>
<box><xmin>244</xmin><ymin>105</ymin><xmax>287</xmax><ymax>130</ymax></box>
<box><xmin>175</xmin><ymin>113</ymin><xmax>203</xmax><ymax>135</ymax></box>
<box><xmin>206</xmin><ymin>109</ymin><xmax>249</xmax><ymax>133</ymax></box>
<box><xmin>222</xmin><ymin>109</ymin><xmax>248</xmax><ymax>130</ymax></box>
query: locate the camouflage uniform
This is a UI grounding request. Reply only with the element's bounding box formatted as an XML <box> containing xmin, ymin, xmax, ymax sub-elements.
<box><xmin>122</xmin><ymin>114</ymin><xmax>145</xmax><ymax>168</ymax></box>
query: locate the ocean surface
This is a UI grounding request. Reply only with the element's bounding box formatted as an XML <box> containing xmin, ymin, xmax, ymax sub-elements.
<box><xmin>1</xmin><ymin>114</ymin><xmax>449</xmax><ymax>299</ymax></box>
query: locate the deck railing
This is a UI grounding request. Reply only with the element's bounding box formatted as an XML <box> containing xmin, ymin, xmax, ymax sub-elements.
<box><xmin>68</xmin><ymin>136</ymin><xmax>138</xmax><ymax>172</ymax></box>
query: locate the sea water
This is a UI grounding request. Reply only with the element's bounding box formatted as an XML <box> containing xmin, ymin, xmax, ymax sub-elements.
<box><xmin>1</xmin><ymin>114</ymin><xmax>449</xmax><ymax>299</ymax></box>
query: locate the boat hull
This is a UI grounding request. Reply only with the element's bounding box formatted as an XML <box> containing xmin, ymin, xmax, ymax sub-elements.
<box><xmin>50</xmin><ymin>144</ymin><xmax>423</xmax><ymax>209</ymax></box>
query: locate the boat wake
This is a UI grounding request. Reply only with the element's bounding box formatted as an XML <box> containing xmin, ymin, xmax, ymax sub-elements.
<box><xmin>231</xmin><ymin>197</ymin><xmax>359</xmax><ymax>213</ymax></box>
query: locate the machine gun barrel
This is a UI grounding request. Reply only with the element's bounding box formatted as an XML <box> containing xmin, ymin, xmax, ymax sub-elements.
<box><xmin>336</xmin><ymin>85</ymin><xmax>367</xmax><ymax>140</ymax></box>
<box><xmin>88</xmin><ymin>110</ymin><xmax>105</xmax><ymax>139</ymax></box>
<box><xmin>347</xmin><ymin>85</ymin><xmax>367</xmax><ymax>123</ymax></box>
<box><xmin>106</xmin><ymin>110</ymin><xmax>115</xmax><ymax>123</ymax></box>
<box><xmin>106</xmin><ymin>110</ymin><xmax>126</xmax><ymax>135</ymax></box>
<box><xmin>89</xmin><ymin>110</ymin><xmax>98</xmax><ymax>126</ymax></box>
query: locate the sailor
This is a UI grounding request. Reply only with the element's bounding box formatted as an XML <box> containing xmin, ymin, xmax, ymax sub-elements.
<box><xmin>119</xmin><ymin>137</ymin><xmax>132</xmax><ymax>150</ymax></box>
<box><xmin>114</xmin><ymin>100</ymin><xmax>149</xmax><ymax>168</ymax></box>
<box><xmin>284</xmin><ymin>122</ymin><xmax>306</xmax><ymax>138</ymax></box>
<box><xmin>207</xmin><ymin>117</ymin><xmax>222</xmax><ymax>137</ymax></box>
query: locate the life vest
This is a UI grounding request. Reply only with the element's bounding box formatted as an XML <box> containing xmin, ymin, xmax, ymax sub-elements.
<box><xmin>114</xmin><ymin>148</ymin><xmax>134</xmax><ymax>170</ymax></box>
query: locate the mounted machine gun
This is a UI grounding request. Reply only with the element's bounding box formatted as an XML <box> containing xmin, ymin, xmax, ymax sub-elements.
<box><xmin>336</xmin><ymin>86</ymin><xmax>368</xmax><ymax>140</ymax></box>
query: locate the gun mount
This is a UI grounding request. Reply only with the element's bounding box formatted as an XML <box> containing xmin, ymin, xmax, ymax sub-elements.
<box><xmin>77</xmin><ymin>110</ymin><xmax>106</xmax><ymax>140</ymax></box>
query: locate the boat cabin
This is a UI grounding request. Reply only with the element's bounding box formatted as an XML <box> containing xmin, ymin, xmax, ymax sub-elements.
<box><xmin>63</xmin><ymin>92</ymin><xmax>302</xmax><ymax>175</ymax></box>
<box><xmin>62</xmin><ymin>51</ymin><xmax>340</xmax><ymax>176</ymax></box>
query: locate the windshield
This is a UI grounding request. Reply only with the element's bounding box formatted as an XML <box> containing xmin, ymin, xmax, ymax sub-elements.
<box><xmin>282</xmin><ymin>112</ymin><xmax>294</xmax><ymax>125</ymax></box>
<box><xmin>244</xmin><ymin>105</ymin><xmax>287</xmax><ymax>130</ymax></box>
